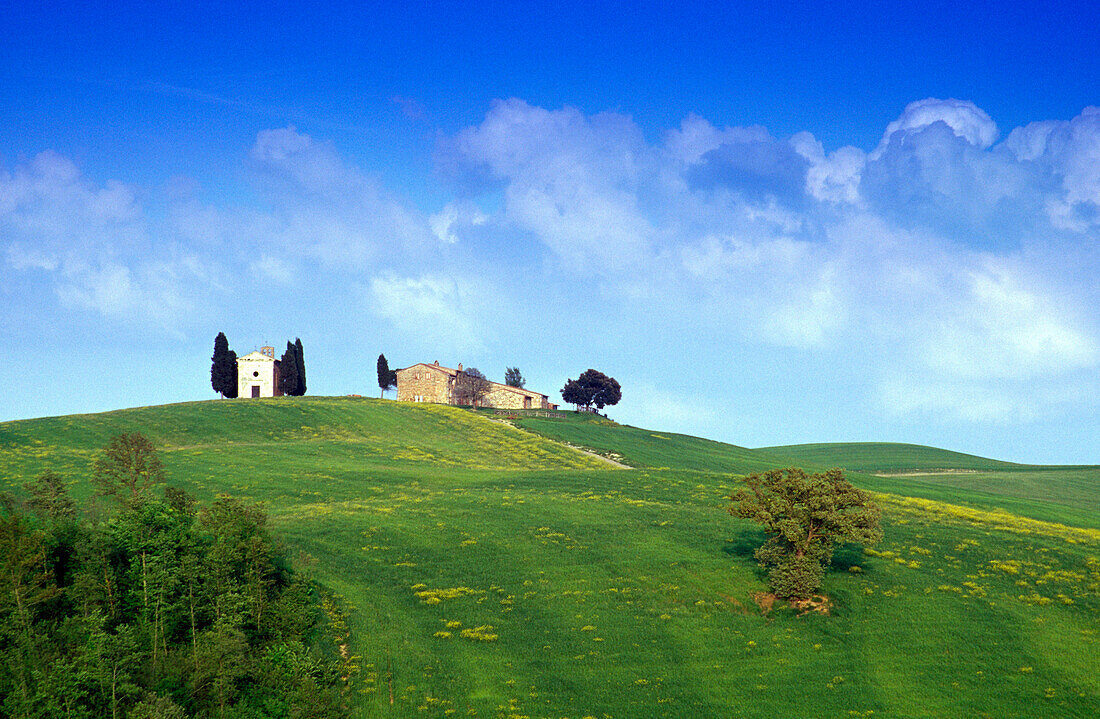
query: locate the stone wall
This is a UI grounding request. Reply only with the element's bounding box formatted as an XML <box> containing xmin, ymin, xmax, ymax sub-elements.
<box><xmin>396</xmin><ymin>365</ymin><xmax>455</xmax><ymax>403</ymax></box>
<box><xmin>396</xmin><ymin>362</ymin><xmax>553</xmax><ymax>409</ymax></box>
<box><xmin>483</xmin><ymin>386</ymin><xmax>548</xmax><ymax>410</ymax></box>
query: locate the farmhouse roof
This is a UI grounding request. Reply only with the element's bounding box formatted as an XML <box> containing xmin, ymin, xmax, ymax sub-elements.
<box><xmin>400</xmin><ymin>361</ymin><xmax>461</xmax><ymax>376</ymax></box>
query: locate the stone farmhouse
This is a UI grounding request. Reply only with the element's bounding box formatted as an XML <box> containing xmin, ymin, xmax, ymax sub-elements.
<box><xmin>238</xmin><ymin>346</ymin><xmax>282</xmax><ymax>398</ymax></box>
<box><xmin>397</xmin><ymin>361</ymin><xmax>558</xmax><ymax>410</ymax></box>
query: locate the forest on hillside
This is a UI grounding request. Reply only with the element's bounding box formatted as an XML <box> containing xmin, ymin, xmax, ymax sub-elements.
<box><xmin>0</xmin><ymin>433</ymin><xmax>347</xmax><ymax>719</ymax></box>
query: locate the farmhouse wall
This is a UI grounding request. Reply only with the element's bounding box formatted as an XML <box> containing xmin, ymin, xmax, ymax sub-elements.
<box><xmin>484</xmin><ymin>386</ymin><xmax>550</xmax><ymax>410</ymax></box>
<box><xmin>396</xmin><ymin>361</ymin><xmax>555</xmax><ymax>410</ymax></box>
<box><xmin>396</xmin><ymin>364</ymin><xmax>456</xmax><ymax>403</ymax></box>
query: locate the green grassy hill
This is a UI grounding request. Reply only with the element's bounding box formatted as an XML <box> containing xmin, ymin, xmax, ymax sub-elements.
<box><xmin>763</xmin><ymin>441</ymin><xmax>1100</xmax><ymax>531</ymax></box>
<box><xmin>508</xmin><ymin>410</ymin><xmax>795</xmax><ymax>473</ymax></box>
<box><xmin>3</xmin><ymin>399</ymin><xmax>1099</xmax><ymax>718</ymax></box>
<box><xmin>757</xmin><ymin>441</ymin><xmax>1019</xmax><ymax>473</ymax></box>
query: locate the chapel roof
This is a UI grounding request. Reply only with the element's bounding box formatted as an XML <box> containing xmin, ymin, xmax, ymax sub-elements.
<box><xmin>239</xmin><ymin>351</ymin><xmax>277</xmax><ymax>362</ymax></box>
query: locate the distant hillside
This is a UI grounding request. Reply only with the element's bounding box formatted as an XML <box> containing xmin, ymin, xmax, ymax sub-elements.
<box><xmin>509</xmin><ymin>411</ymin><xmax>794</xmax><ymax>474</ymax></box>
<box><xmin>2</xmin><ymin>398</ymin><xmax>1098</xmax><ymax>717</ymax></box>
<box><xmin>756</xmin><ymin>441</ymin><xmax>1020</xmax><ymax>473</ymax></box>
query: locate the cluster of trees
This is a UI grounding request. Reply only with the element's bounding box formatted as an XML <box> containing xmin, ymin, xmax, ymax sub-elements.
<box><xmin>210</xmin><ymin>334</ymin><xmax>307</xmax><ymax>398</ymax></box>
<box><xmin>279</xmin><ymin>339</ymin><xmax>307</xmax><ymax>397</ymax></box>
<box><xmin>561</xmin><ymin>369</ymin><xmax>621</xmax><ymax>412</ymax></box>
<box><xmin>0</xmin><ymin>434</ymin><xmax>345</xmax><ymax>719</ymax></box>
<box><xmin>730</xmin><ymin>468</ymin><xmax>882</xmax><ymax>600</ymax></box>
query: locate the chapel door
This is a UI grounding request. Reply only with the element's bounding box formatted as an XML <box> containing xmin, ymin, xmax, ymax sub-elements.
<box><xmin>252</xmin><ymin>386</ymin><xmax>260</xmax><ymax>398</ymax></box>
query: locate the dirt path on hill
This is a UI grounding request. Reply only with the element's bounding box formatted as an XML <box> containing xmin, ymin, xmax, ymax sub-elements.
<box><xmin>482</xmin><ymin>415</ymin><xmax>631</xmax><ymax>469</ymax></box>
<box><xmin>874</xmin><ymin>469</ymin><xmax>980</xmax><ymax>477</ymax></box>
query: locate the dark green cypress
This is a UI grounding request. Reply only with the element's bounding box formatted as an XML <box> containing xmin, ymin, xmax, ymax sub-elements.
<box><xmin>211</xmin><ymin>333</ymin><xmax>238</xmax><ymax>398</ymax></box>
<box><xmin>377</xmin><ymin>354</ymin><xmax>397</xmax><ymax>397</ymax></box>
<box><xmin>294</xmin><ymin>338</ymin><xmax>306</xmax><ymax>396</ymax></box>
<box><xmin>279</xmin><ymin>342</ymin><xmax>299</xmax><ymax>397</ymax></box>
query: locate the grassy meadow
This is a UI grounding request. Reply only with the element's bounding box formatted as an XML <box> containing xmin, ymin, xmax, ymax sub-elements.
<box><xmin>2</xmin><ymin>397</ymin><xmax>1099</xmax><ymax>717</ymax></box>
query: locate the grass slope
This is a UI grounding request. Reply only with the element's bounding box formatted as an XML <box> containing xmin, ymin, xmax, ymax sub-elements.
<box><xmin>757</xmin><ymin>441</ymin><xmax>1020</xmax><ymax>473</ymax></box>
<box><xmin>3</xmin><ymin>399</ymin><xmax>1099</xmax><ymax>718</ymax></box>
<box><xmin>509</xmin><ymin>411</ymin><xmax>793</xmax><ymax>473</ymax></box>
<box><xmin>763</xmin><ymin>441</ymin><xmax>1100</xmax><ymax>531</ymax></box>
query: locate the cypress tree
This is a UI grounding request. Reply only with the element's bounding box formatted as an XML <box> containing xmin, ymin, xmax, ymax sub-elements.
<box><xmin>294</xmin><ymin>338</ymin><xmax>306</xmax><ymax>396</ymax></box>
<box><xmin>211</xmin><ymin>333</ymin><xmax>238</xmax><ymax>398</ymax></box>
<box><xmin>279</xmin><ymin>342</ymin><xmax>299</xmax><ymax>397</ymax></box>
<box><xmin>377</xmin><ymin>354</ymin><xmax>397</xmax><ymax>397</ymax></box>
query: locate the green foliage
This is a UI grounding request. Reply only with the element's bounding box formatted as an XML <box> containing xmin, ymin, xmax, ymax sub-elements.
<box><xmin>0</xmin><ymin>435</ymin><xmax>345</xmax><ymax>719</ymax></box>
<box><xmin>504</xmin><ymin>367</ymin><xmax>525</xmax><ymax>388</ymax></box>
<box><xmin>279</xmin><ymin>341</ymin><xmax>300</xmax><ymax>397</ymax></box>
<box><xmin>377</xmin><ymin>354</ymin><xmax>397</xmax><ymax>397</ymax></box>
<box><xmin>561</xmin><ymin>369</ymin><xmax>621</xmax><ymax>410</ymax></box>
<box><xmin>25</xmin><ymin>470</ymin><xmax>76</xmax><ymax>522</ymax></box>
<box><xmin>294</xmin><ymin>338</ymin><xmax>306</xmax><ymax>396</ymax></box>
<box><xmin>92</xmin><ymin>432</ymin><xmax>166</xmax><ymax>509</ymax></box>
<box><xmin>210</xmin><ymin>332</ymin><xmax>238</xmax><ymax>399</ymax></box>
<box><xmin>730</xmin><ymin>467</ymin><xmax>883</xmax><ymax>599</ymax></box>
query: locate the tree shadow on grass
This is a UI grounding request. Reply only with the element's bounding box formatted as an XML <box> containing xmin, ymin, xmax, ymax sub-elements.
<box><xmin>723</xmin><ymin>528</ymin><xmax>767</xmax><ymax>559</ymax></box>
<box><xmin>831</xmin><ymin>544</ymin><xmax>871</xmax><ymax>572</ymax></box>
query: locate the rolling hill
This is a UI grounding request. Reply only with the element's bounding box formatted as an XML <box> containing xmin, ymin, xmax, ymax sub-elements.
<box><xmin>2</xmin><ymin>398</ymin><xmax>1099</xmax><ymax>718</ymax></box>
<box><xmin>757</xmin><ymin>441</ymin><xmax>1020</xmax><ymax>473</ymax></box>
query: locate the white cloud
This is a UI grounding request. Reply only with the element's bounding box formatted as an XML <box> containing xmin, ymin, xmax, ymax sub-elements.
<box><xmin>429</xmin><ymin>201</ymin><xmax>487</xmax><ymax>244</ymax></box>
<box><xmin>0</xmin><ymin>151</ymin><xmax>219</xmax><ymax>331</ymax></box>
<box><xmin>249</xmin><ymin>126</ymin><xmax>434</xmax><ymax>267</ymax></box>
<box><xmin>663</xmin><ymin>114</ymin><xmax>771</xmax><ymax>165</ymax></box>
<box><xmin>369</xmin><ymin>273</ymin><xmax>497</xmax><ymax>353</ymax></box>
<box><xmin>872</xmin><ymin>98</ymin><xmax>999</xmax><ymax>158</ymax></box>
<box><xmin>790</xmin><ymin>132</ymin><xmax>865</xmax><ymax>204</ymax></box>
<box><xmin>440</xmin><ymin>99</ymin><xmax>655</xmax><ymax>271</ymax></box>
<box><xmin>0</xmin><ymin>151</ymin><xmax>145</xmax><ymax>264</ymax></box>
<box><xmin>5</xmin><ymin>100</ymin><xmax>1099</xmax><ymax>439</ymax></box>
<box><xmin>920</xmin><ymin>261</ymin><xmax>1097</xmax><ymax>380</ymax></box>
<box><xmin>876</xmin><ymin>375</ymin><xmax>1039</xmax><ymax>423</ymax></box>
<box><xmin>1005</xmin><ymin>107</ymin><xmax>1100</xmax><ymax>231</ymax></box>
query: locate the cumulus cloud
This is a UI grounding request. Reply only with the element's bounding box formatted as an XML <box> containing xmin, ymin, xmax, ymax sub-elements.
<box><xmin>1005</xmin><ymin>107</ymin><xmax>1100</xmax><ymax>231</ymax></box>
<box><xmin>872</xmin><ymin>98</ymin><xmax>999</xmax><ymax>157</ymax></box>
<box><xmin>0</xmin><ymin>151</ymin><xmax>145</xmax><ymax>260</ymax></box>
<box><xmin>438</xmin><ymin>98</ymin><xmax>1100</xmax><ymax>423</ymax></box>
<box><xmin>438</xmin><ymin>99</ymin><xmax>655</xmax><ymax>271</ymax></box>
<box><xmin>686</xmin><ymin>136</ymin><xmax>810</xmax><ymax>205</ymax></box>
<box><xmin>0</xmin><ymin>152</ymin><xmax>219</xmax><ymax>331</ymax></box>
<box><xmin>5</xmin><ymin>100</ymin><xmax>1099</xmax><ymax>435</ymax></box>
<box><xmin>790</xmin><ymin>132</ymin><xmax>865</xmax><ymax>204</ymax></box>
<box><xmin>369</xmin><ymin>273</ymin><xmax>498</xmax><ymax>353</ymax></box>
<box><xmin>248</xmin><ymin>126</ymin><xmax>434</xmax><ymax>267</ymax></box>
<box><xmin>921</xmin><ymin>262</ymin><xmax>1098</xmax><ymax>380</ymax></box>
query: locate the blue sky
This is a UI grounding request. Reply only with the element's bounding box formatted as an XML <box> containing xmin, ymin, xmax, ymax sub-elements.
<box><xmin>2</xmin><ymin>1</ymin><xmax>1099</xmax><ymax>463</ymax></box>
